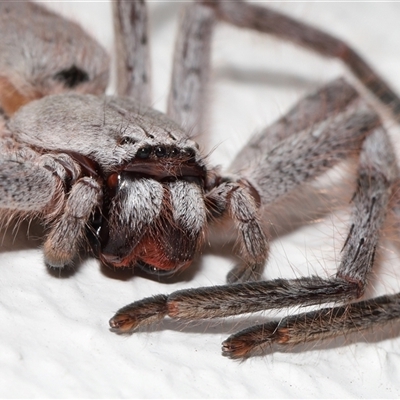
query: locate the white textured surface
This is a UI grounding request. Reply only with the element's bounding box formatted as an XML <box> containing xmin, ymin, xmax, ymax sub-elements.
<box><xmin>1</xmin><ymin>2</ymin><xmax>400</xmax><ymax>398</ymax></box>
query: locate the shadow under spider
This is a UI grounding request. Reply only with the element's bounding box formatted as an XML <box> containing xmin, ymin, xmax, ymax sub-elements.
<box><xmin>214</xmin><ymin>65</ymin><xmax>321</xmax><ymax>91</ymax></box>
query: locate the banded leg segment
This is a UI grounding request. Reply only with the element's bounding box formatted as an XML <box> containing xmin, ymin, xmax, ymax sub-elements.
<box><xmin>231</xmin><ymin>78</ymin><xmax>359</xmax><ymax>170</ymax></box>
<box><xmin>200</xmin><ymin>0</ymin><xmax>400</xmax><ymax>122</ymax></box>
<box><xmin>0</xmin><ymin>159</ymin><xmax>64</xmax><ymax>215</ymax></box>
<box><xmin>113</xmin><ymin>0</ymin><xmax>151</xmax><ymax>105</ymax></box>
<box><xmin>44</xmin><ymin>177</ymin><xmax>101</xmax><ymax>268</ymax></box>
<box><xmin>235</xmin><ymin>86</ymin><xmax>381</xmax><ymax>206</ymax></box>
<box><xmin>206</xmin><ymin>180</ymin><xmax>269</xmax><ymax>283</ymax></box>
<box><xmin>337</xmin><ymin>127</ymin><xmax>398</xmax><ymax>290</ymax></box>
<box><xmin>167</xmin><ymin>2</ymin><xmax>215</xmax><ymax>137</ymax></box>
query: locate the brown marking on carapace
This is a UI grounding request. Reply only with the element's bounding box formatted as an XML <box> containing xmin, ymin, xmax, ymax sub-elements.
<box><xmin>0</xmin><ymin>77</ymin><xmax>40</xmax><ymax>116</ymax></box>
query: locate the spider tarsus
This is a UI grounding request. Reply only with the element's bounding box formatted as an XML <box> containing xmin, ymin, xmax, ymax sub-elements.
<box><xmin>221</xmin><ymin>327</ymin><xmax>277</xmax><ymax>359</ymax></box>
<box><xmin>221</xmin><ymin>339</ymin><xmax>254</xmax><ymax>359</ymax></box>
<box><xmin>109</xmin><ymin>294</ymin><xmax>169</xmax><ymax>332</ymax></box>
<box><xmin>109</xmin><ymin>314</ymin><xmax>137</xmax><ymax>332</ymax></box>
<box><xmin>222</xmin><ymin>321</ymin><xmax>293</xmax><ymax>359</ymax></box>
<box><xmin>43</xmin><ymin>245</ymin><xmax>73</xmax><ymax>269</ymax></box>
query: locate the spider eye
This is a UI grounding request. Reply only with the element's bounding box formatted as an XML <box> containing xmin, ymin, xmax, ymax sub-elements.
<box><xmin>155</xmin><ymin>146</ymin><xmax>167</xmax><ymax>157</ymax></box>
<box><xmin>182</xmin><ymin>148</ymin><xmax>196</xmax><ymax>162</ymax></box>
<box><xmin>170</xmin><ymin>147</ymin><xmax>179</xmax><ymax>157</ymax></box>
<box><xmin>136</xmin><ymin>145</ymin><xmax>152</xmax><ymax>159</ymax></box>
<box><xmin>53</xmin><ymin>65</ymin><xmax>89</xmax><ymax>88</ymax></box>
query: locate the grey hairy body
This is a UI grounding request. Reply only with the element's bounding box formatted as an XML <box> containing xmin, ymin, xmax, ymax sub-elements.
<box><xmin>1</xmin><ymin>1</ymin><xmax>400</xmax><ymax>360</ymax></box>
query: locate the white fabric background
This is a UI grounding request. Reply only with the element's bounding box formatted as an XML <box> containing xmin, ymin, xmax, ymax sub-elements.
<box><xmin>1</xmin><ymin>1</ymin><xmax>400</xmax><ymax>398</ymax></box>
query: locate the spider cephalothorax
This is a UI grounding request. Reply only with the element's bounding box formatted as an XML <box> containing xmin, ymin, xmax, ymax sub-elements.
<box><xmin>8</xmin><ymin>92</ymin><xmax>213</xmax><ymax>275</ymax></box>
